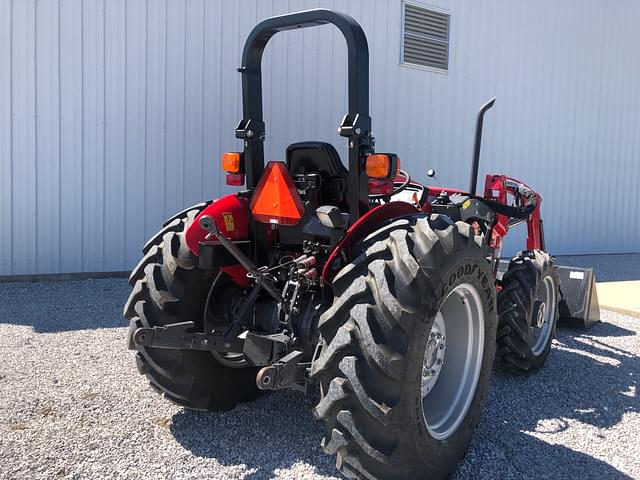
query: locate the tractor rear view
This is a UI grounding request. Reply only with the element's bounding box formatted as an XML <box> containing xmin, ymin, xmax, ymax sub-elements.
<box><xmin>124</xmin><ymin>9</ymin><xmax>598</xmax><ymax>479</ymax></box>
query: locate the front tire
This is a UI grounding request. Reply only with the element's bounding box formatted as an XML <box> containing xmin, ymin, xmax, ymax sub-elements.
<box><xmin>496</xmin><ymin>250</ymin><xmax>560</xmax><ymax>374</ymax></box>
<box><xmin>123</xmin><ymin>204</ymin><xmax>261</xmax><ymax>411</ymax></box>
<box><xmin>311</xmin><ymin>215</ymin><xmax>497</xmax><ymax>479</ymax></box>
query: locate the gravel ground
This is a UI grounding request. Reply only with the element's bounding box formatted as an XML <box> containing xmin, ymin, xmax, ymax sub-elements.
<box><xmin>0</xmin><ymin>269</ymin><xmax>639</xmax><ymax>479</ymax></box>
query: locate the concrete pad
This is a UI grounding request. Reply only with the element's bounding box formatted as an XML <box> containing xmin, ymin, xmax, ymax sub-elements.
<box><xmin>596</xmin><ymin>281</ymin><xmax>640</xmax><ymax>318</ymax></box>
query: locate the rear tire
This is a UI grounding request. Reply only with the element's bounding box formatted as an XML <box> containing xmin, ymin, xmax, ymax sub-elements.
<box><xmin>123</xmin><ymin>204</ymin><xmax>261</xmax><ymax>411</ymax></box>
<box><xmin>496</xmin><ymin>250</ymin><xmax>560</xmax><ymax>374</ymax></box>
<box><xmin>311</xmin><ymin>215</ymin><xmax>497</xmax><ymax>479</ymax></box>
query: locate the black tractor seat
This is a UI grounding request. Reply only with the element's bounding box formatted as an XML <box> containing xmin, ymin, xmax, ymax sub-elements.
<box><xmin>286</xmin><ymin>142</ymin><xmax>348</xmax><ymax>209</ymax></box>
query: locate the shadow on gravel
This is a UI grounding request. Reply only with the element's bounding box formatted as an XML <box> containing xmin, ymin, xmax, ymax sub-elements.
<box><xmin>171</xmin><ymin>320</ymin><xmax>637</xmax><ymax>479</ymax></box>
<box><xmin>170</xmin><ymin>390</ymin><xmax>340</xmax><ymax>479</ymax></box>
<box><xmin>0</xmin><ymin>278</ymin><xmax>130</xmax><ymax>332</ymax></box>
<box><xmin>459</xmin><ymin>320</ymin><xmax>638</xmax><ymax>479</ymax></box>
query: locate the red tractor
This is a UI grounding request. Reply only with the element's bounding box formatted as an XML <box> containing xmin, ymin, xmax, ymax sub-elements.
<box><xmin>124</xmin><ymin>9</ymin><xmax>588</xmax><ymax>479</ymax></box>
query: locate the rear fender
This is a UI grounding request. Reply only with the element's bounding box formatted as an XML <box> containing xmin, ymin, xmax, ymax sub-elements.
<box><xmin>322</xmin><ymin>202</ymin><xmax>419</xmax><ymax>284</ymax></box>
<box><xmin>185</xmin><ymin>194</ymin><xmax>251</xmax><ymax>287</ymax></box>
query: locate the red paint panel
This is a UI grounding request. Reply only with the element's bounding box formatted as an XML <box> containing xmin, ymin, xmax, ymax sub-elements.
<box><xmin>185</xmin><ymin>194</ymin><xmax>250</xmax><ymax>255</ymax></box>
<box><xmin>483</xmin><ymin>175</ymin><xmax>508</xmax><ymax>249</ymax></box>
<box><xmin>220</xmin><ymin>264</ymin><xmax>250</xmax><ymax>287</ymax></box>
<box><xmin>482</xmin><ymin>174</ymin><xmax>544</xmax><ymax>251</ymax></box>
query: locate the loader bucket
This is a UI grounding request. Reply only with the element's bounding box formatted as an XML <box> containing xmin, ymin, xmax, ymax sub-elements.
<box><xmin>556</xmin><ymin>265</ymin><xmax>600</xmax><ymax>329</ymax></box>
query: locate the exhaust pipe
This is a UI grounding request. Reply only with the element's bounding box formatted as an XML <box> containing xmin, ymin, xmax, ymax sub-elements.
<box><xmin>469</xmin><ymin>97</ymin><xmax>496</xmax><ymax>196</ymax></box>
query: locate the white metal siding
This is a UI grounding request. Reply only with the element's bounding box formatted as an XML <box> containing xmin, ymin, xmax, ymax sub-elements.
<box><xmin>1</xmin><ymin>0</ymin><xmax>639</xmax><ymax>275</ymax></box>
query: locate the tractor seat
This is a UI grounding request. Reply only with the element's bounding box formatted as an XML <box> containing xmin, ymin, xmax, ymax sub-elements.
<box><xmin>286</xmin><ymin>142</ymin><xmax>348</xmax><ymax>209</ymax></box>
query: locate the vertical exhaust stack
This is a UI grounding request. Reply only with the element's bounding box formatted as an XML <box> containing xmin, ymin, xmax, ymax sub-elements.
<box><xmin>469</xmin><ymin>97</ymin><xmax>496</xmax><ymax>196</ymax></box>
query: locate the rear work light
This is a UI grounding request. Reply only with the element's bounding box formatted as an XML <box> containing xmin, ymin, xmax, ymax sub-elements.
<box><xmin>365</xmin><ymin>153</ymin><xmax>400</xmax><ymax>178</ymax></box>
<box><xmin>250</xmin><ymin>161</ymin><xmax>304</xmax><ymax>226</ymax></box>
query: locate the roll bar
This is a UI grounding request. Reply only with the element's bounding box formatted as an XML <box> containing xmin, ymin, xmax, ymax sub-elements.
<box><xmin>235</xmin><ymin>9</ymin><xmax>372</xmax><ymax>220</ymax></box>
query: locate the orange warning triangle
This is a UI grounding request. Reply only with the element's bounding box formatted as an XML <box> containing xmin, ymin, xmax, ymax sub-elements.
<box><xmin>250</xmin><ymin>161</ymin><xmax>305</xmax><ymax>225</ymax></box>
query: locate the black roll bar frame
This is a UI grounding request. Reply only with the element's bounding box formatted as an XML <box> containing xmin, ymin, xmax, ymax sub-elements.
<box><xmin>235</xmin><ymin>8</ymin><xmax>373</xmax><ymax>220</ymax></box>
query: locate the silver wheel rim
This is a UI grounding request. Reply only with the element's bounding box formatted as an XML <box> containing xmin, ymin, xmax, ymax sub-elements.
<box><xmin>531</xmin><ymin>276</ymin><xmax>557</xmax><ymax>356</ymax></box>
<box><xmin>421</xmin><ymin>283</ymin><xmax>485</xmax><ymax>440</ymax></box>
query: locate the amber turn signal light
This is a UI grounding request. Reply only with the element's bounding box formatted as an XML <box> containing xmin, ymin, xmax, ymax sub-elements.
<box><xmin>222</xmin><ymin>152</ymin><xmax>243</xmax><ymax>173</ymax></box>
<box><xmin>365</xmin><ymin>153</ymin><xmax>400</xmax><ymax>178</ymax></box>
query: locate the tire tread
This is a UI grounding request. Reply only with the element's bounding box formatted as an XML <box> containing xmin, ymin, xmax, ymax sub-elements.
<box><xmin>496</xmin><ymin>250</ymin><xmax>559</xmax><ymax>374</ymax></box>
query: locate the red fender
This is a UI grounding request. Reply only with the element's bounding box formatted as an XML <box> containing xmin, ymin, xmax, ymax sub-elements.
<box><xmin>185</xmin><ymin>194</ymin><xmax>251</xmax><ymax>287</ymax></box>
<box><xmin>322</xmin><ymin>202</ymin><xmax>420</xmax><ymax>284</ymax></box>
<box><xmin>185</xmin><ymin>194</ymin><xmax>250</xmax><ymax>252</ymax></box>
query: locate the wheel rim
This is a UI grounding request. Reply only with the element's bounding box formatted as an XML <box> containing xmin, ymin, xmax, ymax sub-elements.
<box><xmin>421</xmin><ymin>283</ymin><xmax>485</xmax><ymax>440</ymax></box>
<box><xmin>531</xmin><ymin>275</ymin><xmax>557</xmax><ymax>356</ymax></box>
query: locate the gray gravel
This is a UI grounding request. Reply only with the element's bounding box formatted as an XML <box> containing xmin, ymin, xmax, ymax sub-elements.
<box><xmin>0</xmin><ymin>273</ymin><xmax>639</xmax><ymax>479</ymax></box>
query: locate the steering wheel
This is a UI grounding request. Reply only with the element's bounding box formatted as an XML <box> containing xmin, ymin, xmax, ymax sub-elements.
<box><xmin>369</xmin><ymin>169</ymin><xmax>412</xmax><ymax>199</ymax></box>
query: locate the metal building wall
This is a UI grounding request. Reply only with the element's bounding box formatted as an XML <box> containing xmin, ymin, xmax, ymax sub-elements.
<box><xmin>1</xmin><ymin>0</ymin><xmax>639</xmax><ymax>276</ymax></box>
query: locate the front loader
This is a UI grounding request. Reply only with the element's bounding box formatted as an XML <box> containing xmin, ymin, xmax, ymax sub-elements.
<box><xmin>124</xmin><ymin>9</ymin><xmax>599</xmax><ymax>479</ymax></box>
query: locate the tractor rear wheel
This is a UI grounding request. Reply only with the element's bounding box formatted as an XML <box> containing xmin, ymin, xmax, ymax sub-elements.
<box><xmin>496</xmin><ymin>250</ymin><xmax>560</xmax><ymax>374</ymax></box>
<box><xmin>311</xmin><ymin>215</ymin><xmax>497</xmax><ymax>479</ymax></box>
<box><xmin>123</xmin><ymin>204</ymin><xmax>261</xmax><ymax>411</ymax></box>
